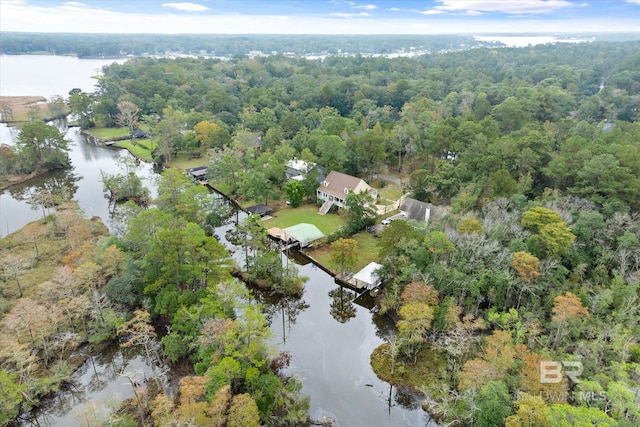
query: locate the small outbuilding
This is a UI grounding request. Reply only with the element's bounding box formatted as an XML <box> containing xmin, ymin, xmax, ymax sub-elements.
<box><xmin>351</xmin><ymin>262</ymin><xmax>383</xmax><ymax>290</ymax></box>
<box><xmin>130</xmin><ymin>129</ymin><xmax>148</xmax><ymax>139</ymax></box>
<box><xmin>282</xmin><ymin>223</ymin><xmax>325</xmax><ymax>248</ymax></box>
<box><xmin>246</xmin><ymin>204</ymin><xmax>273</xmax><ymax>217</ymax></box>
<box><xmin>187</xmin><ymin>166</ymin><xmax>208</xmax><ymax>181</ymax></box>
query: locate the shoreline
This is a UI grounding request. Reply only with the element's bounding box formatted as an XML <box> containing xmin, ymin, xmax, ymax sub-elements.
<box><xmin>0</xmin><ymin>95</ymin><xmax>64</xmax><ymax>126</ymax></box>
<box><xmin>0</xmin><ymin>170</ymin><xmax>44</xmax><ymax>191</ymax></box>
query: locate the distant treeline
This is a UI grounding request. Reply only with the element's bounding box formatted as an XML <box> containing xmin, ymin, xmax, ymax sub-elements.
<box><xmin>0</xmin><ymin>32</ymin><xmax>488</xmax><ymax>57</ymax></box>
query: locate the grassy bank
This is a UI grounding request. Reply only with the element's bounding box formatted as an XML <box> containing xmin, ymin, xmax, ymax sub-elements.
<box><xmin>85</xmin><ymin>126</ymin><xmax>131</xmax><ymax>140</ymax></box>
<box><xmin>114</xmin><ymin>139</ymin><xmax>157</xmax><ymax>162</ymax></box>
<box><xmin>310</xmin><ymin>231</ymin><xmax>380</xmax><ymax>273</ymax></box>
<box><xmin>169</xmin><ymin>152</ymin><xmax>211</xmax><ymax>172</ymax></box>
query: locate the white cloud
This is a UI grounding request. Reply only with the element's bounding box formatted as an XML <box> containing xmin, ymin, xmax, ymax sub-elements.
<box><xmin>1</xmin><ymin>0</ymin><xmax>638</xmax><ymax>35</ymax></box>
<box><xmin>625</xmin><ymin>0</ymin><xmax>640</xmax><ymax>4</ymax></box>
<box><xmin>329</xmin><ymin>12</ymin><xmax>370</xmax><ymax>17</ymax></box>
<box><xmin>433</xmin><ymin>0</ymin><xmax>575</xmax><ymax>14</ymax></box>
<box><xmin>419</xmin><ymin>9</ymin><xmax>445</xmax><ymax>15</ymax></box>
<box><xmin>388</xmin><ymin>7</ymin><xmax>401</xmax><ymax>11</ymax></box>
<box><xmin>161</xmin><ymin>2</ymin><xmax>210</xmax><ymax>12</ymax></box>
<box><xmin>354</xmin><ymin>4</ymin><xmax>377</xmax><ymax>10</ymax></box>
<box><xmin>59</xmin><ymin>1</ymin><xmax>110</xmax><ymax>14</ymax></box>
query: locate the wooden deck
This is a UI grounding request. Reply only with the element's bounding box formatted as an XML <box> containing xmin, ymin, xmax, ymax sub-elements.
<box><xmin>335</xmin><ymin>271</ymin><xmax>367</xmax><ymax>290</ymax></box>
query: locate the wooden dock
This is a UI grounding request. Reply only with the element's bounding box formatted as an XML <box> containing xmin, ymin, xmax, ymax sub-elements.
<box><xmin>200</xmin><ymin>182</ymin><xmax>375</xmax><ymax>295</ymax></box>
<box><xmin>335</xmin><ymin>271</ymin><xmax>366</xmax><ymax>290</ymax></box>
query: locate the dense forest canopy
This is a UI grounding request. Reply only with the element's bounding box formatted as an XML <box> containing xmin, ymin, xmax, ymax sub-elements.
<box><xmin>88</xmin><ymin>40</ymin><xmax>640</xmax><ymax>210</ymax></box>
<box><xmin>2</xmin><ymin>35</ymin><xmax>640</xmax><ymax>426</ymax></box>
<box><xmin>2</xmin><ymin>32</ymin><xmax>639</xmax><ymax>58</ymax></box>
<box><xmin>87</xmin><ymin>39</ymin><xmax>640</xmax><ymax>425</ymax></box>
<box><xmin>0</xmin><ymin>32</ymin><xmax>486</xmax><ymax>57</ymax></box>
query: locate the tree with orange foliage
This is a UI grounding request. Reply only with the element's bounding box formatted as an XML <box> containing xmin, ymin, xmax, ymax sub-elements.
<box><xmin>551</xmin><ymin>292</ymin><xmax>590</xmax><ymax>350</ymax></box>
<box><xmin>515</xmin><ymin>345</ymin><xmax>567</xmax><ymax>403</ymax></box>
<box><xmin>400</xmin><ymin>281</ymin><xmax>439</xmax><ymax>305</ymax></box>
<box><xmin>459</xmin><ymin>330</ymin><xmax>516</xmax><ymax>392</ymax></box>
<box><xmin>511</xmin><ymin>251</ymin><xmax>541</xmax><ymax>284</ymax></box>
<box><xmin>459</xmin><ymin>358</ymin><xmax>498</xmax><ymax>391</ymax></box>
<box><xmin>151</xmin><ymin>381</ymin><xmax>231</xmax><ymax>427</ymax></box>
<box><xmin>174</xmin><ymin>376</ymin><xmax>212</xmax><ymax>425</ymax></box>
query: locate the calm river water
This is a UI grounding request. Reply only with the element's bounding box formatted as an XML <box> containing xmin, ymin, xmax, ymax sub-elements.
<box><xmin>2</xmin><ymin>54</ymin><xmax>433</xmax><ymax>427</ymax></box>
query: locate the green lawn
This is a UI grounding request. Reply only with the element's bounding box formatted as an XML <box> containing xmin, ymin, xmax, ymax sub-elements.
<box><xmin>310</xmin><ymin>231</ymin><xmax>380</xmax><ymax>273</ymax></box>
<box><xmin>262</xmin><ymin>204</ymin><xmax>346</xmax><ymax>236</ymax></box>
<box><xmin>169</xmin><ymin>152</ymin><xmax>210</xmax><ymax>172</ymax></box>
<box><xmin>114</xmin><ymin>139</ymin><xmax>156</xmax><ymax>162</ymax></box>
<box><xmin>86</xmin><ymin>126</ymin><xmax>130</xmax><ymax>140</ymax></box>
<box><xmin>372</xmin><ymin>180</ymin><xmax>404</xmax><ymax>201</ymax></box>
<box><xmin>86</xmin><ymin>124</ymin><xmax>151</xmax><ymax>141</ymax></box>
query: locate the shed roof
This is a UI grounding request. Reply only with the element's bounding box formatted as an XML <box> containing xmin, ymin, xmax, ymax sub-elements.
<box><xmin>246</xmin><ymin>204</ymin><xmax>273</xmax><ymax>216</ymax></box>
<box><xmin>189</xmin><ymin>169</ymin><xmax>208</xmax><ymax>177</ymax></box>
<box><xmin>352</xmin><ymin>262</ymin><xmax>383</xmax><ymax>287</ymax></box>
<box><xmin>283</xmin><ymin>223</ymin><xmax>325</xmax><ymax>245</ymax></box>
<box><xmin>400</xmin><ymin>198</ymin><xmax>438</xmax><ymax>222</ymax></box>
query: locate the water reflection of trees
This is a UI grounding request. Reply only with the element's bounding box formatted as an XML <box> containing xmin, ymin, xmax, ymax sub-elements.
<box><xmin>393</xmin><ymin>386</ymin><xmax>421</xmax><ymax>410</ymax></box>
<box><xmin>24</xmin><ymin>344</ymin><xmax>149</xmax><ymax>425</ymax></box>
<box><xmin>7</xmin><ymin>167</ymin><xmax>80</xmax><ymax>214</ymax></box>
<box><xmin>371</xmin><ymin>309</ymin><xmax>397</xmax><ymax>341</ymax></box>
<box><xmin>328</xmin><ymin>286</ymin><xmax>357</xmax><ymax>323</ymax></box>
<box><xmin>256</xmin><ymin>290</ymin><xmax>310</xmax><ymax>344</ymax></box>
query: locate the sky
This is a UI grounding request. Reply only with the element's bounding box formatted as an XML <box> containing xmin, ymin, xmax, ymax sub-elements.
<box><xmin>1</xmin><ymin>0</ymin><xmax>639</xmax><ymax>34</ymax></box>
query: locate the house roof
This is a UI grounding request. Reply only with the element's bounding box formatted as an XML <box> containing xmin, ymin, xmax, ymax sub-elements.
<box><xmin>352</xmin><ymin>262</ymin><xmax>383</xmax><ymax>287</ymax></box>
<box><xmin>400</xmin><ymin>198</ymin><xmax>438</xmax><ymax>222</ymax></box>
<box><xmin>283</xmin><ymin>223</ymin><xmax>325</xmax><ymax>245</ymax></box>
<box><xmin>187</xmin><ymin>166</ymin><xmax>208</xmax><ymax>177</ymax></box>
<box><xmin>246</xmin><ymin>204</ymin><xmax>272</xmax><ymax>216</ymax></box>
<box><xmin>286</xmin><ymin>158</ymin><xmax>315</xmax><ymax>173</ymax></box>
<box><xmin>317</xmin><ymin>171</ymin><xmax>373</xmax><ymax>199</ymax></box>
<box><xmin>130</xmin><ymin>129</ymin><xmax>147</xmax><ymax>138</ymax></box>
